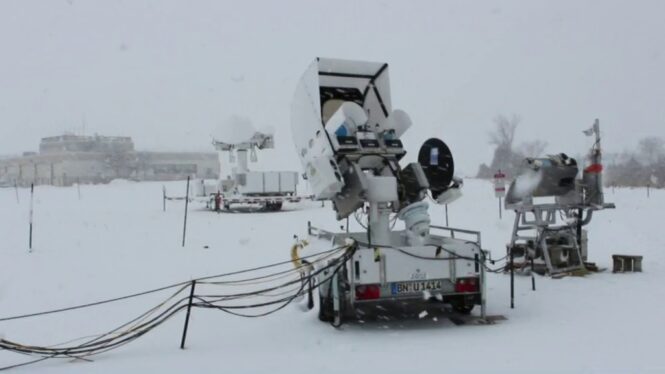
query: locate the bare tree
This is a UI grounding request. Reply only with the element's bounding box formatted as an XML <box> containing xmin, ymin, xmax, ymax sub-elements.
<box><xmin>638</xmin><ymin>136</ymin><xmax>664</xmax><ymax>165</ymax></box>
<box><xmin>519</xmin><ymin>140</ymin><xmax>548</xmax><ymax>158</ymax></box>
<box><xmin>477</xmin><ymin>114</ymin><xmax>523</xmax><ymax>178</ymax></box>
<box><xmin>488</xmin><ymin>114</ymin><xmax>520</xmax><ymax>149</ymax></box>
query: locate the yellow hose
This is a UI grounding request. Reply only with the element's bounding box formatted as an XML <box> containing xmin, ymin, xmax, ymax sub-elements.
<box><xmin>290</xmin><ymin>239</ymin><xmax>309</xmax><ymax>272</ymax></box>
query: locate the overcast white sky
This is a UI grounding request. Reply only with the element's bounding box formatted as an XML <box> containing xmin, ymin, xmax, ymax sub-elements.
<box><xmin>1</xmin><ymin>0</ymin><xmax>664</xmax><ymax>175</ymax></box>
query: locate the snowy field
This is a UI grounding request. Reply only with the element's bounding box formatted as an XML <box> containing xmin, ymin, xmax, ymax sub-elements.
<box><xmin>0</xmin><ymin>179</ymin><xmax>663</xmax><ymax>373</ymax></box>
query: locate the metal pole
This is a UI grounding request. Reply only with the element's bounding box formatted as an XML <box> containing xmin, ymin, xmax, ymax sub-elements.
<box><xmin>163</xmin><ymin>186</ymin><xmax>166</xmax><ymax>212</ymax></box>
<box><xmin>14</xmin><ymin>180</ymin><xmax>19</xmax><ymax>203</ymax></box>
<box><xmin>180</xmin><ymin>280</ymin><xmax>197</xmax><ymax>349</ymax></box>
<box><xmin>480</xmin><ymin>252</ymin><xmax>486</xmax><ymax>320</ymax></box>
<box><xmin>531</xmin><ymin>256</ymin><xmax>536</xmax><ymax>291</ymax></box>
<box><xmin>576</xmin><ymin>209</ymin><xmax>583</xmax><ymax>248</ymax></box>
<box><xmin>445</xmin><ymin>204</ymin><xmax>449</xmax><ymax>227</ymax></box>
<box><xmin>510</xmin><ymin>247</ymin><xmax>514</xmax><ymax>309</ymax></box>
<box><xmin>182</xmin><ymin>177</ymin><xmax>190</xmax><ymax>247</ymax></box>
<box><xmin>29</xmin><ymin>183</ymin><xmax>34</xmax><ymax>252</ymax></box>
<box><xmin>499</xmin><ymin>197</ymin><xmax>502</xmax><ymax>219</ymax></box>
<box><xmin>647</xmin><ymin>184</ymin><xmax>650</xmax><ymax>198</ymax></box>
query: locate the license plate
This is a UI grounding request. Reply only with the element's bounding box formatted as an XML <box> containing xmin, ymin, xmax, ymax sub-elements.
<box><xmin>391</xmin><ymin>280</ymin><xmax>443</xmax><ymax>296</ymax></box>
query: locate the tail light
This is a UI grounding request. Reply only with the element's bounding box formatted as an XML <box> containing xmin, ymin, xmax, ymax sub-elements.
<box><xmin>355</xmin><ymin>284</ymin><xmax>381</xmax><ymax>300</ymax></box>
<box><xmin>455</xmin><ymin>277</ymin><xmax>479</xmax><ymax>293</ymax></box>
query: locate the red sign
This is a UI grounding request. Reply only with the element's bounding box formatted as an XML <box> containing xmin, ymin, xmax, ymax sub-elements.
<box><xmin>493</xmin><ymin>171</ymin><xmax>506</xmax><ymax>198</ymax></box>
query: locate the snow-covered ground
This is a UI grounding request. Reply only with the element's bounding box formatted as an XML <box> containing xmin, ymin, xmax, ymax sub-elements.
<box><xmin>0</xmin><ymin>179</ymin><xmax>662</xmax><ymax>373</ymax></box>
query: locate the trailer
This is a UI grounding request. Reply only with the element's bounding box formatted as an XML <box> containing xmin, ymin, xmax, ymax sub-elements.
<box><xmin>290</xmin><ymin>58</ymin><xmax>488</xmax><ymax>324</ymax></box>
<box><xmin>194</xmin><ymin>130</ymin><xmax>309</xmax><ymax>211</ymax></box>
<box><xmin>305</xmin><ymin>223</ymin><xmax>486</xmax><ymax>322</ymax></box>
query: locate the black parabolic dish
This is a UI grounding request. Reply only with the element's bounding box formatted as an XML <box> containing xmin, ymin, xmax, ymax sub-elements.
<box><xmin>417</xmin><ymin>138</ymin><xmax>454</xmax><ymax>198</ymax></box>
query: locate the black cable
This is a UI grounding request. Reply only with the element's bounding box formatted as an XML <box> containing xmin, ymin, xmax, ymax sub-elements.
<box><xmin>0</xmin><ymin>245</ymin><xmax>355</xmax><ymax>371</ymax></box>
<box><xmin>0</xmin><ymin>299</ymin><xmax>190</xmax><ymax>359</ymax></box>
<box><xmin>0</xmin><ymin>301</ymin><xmax>189</xmax><ymax>372</ymax></box>
<box><xmin>194</xmin><ymin>284</ymin><xmax>306</xmax><ymax>318</ymax></box>
<box><xmin>199</xmin><ymin>248</ymin><xmax>354</xmax><ymax>306</ymax></box>
<box><xmin>195</xmin><ymin>246</ymin><xmax>355</xmax><ymax>319</ymax></box>
<box><xmin>325</xmin><ymin>252</ymin><xmax>351</xmax><ymax>328</ymax></box>
<box><xmin>0</xmin><ymin>357</ymin><xmax>50</xmax><ymax>371</ymax></box>
<box><xmin>197</xmin><ymin>245</ymin><xmax>343</xmax><ymax>286</ymax></box>
<box><xmin>0</xmin><ymin>245</ymin><xmax>345</xmax><ymax>323</ymax></box>
<box><xmin>0</xmin><ymin>281</ymin><xmax>190</xmax><ymax>323</ymax></box>
<box><xmin>184</xmin><ymin>249</ymin><xmax>350</xmax><ymax>301</ymax></box>
<box><xmin>200</xmin><ymin>258</ymin><xmax>349</xmax><ymax>320</ymax></box>
<box><xmin>0</xmin><ymin>296</ymin><xmax>187</xmax><ymax>354</ymax></box>
<box><xmin>0</xmin><ymin>292</ymin><xmax>185</xmax><ymax>360</ymax></box>
<box><xmin>194</xmin><ymin>245</ymin><xmax>345</xmax><ymax>282</ymax></box>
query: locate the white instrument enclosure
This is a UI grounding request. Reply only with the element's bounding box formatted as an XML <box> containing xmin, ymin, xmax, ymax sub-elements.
<box><xmin>365</xmin><ymin>175</ymin><xmax>398</xmax><ymax>203</ymax></box>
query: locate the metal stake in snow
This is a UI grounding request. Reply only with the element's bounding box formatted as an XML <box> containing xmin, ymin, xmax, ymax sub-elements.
<box><xmin>531</xmin><ymin>256</ymin><xmax>536</xmax><ymax>291</ymax></box>
<box><xmin>182</xmin><ymin>177</ymin><xmax>190</xmax><ymax>247</ymax></box>
<box><xmin>647</xmin><ymin>183</ymin><xmax>650</xmax><ymax>198</ymax></box>
<box><xmin>14</xmin><ymin>180</ymin><xmax>19</xmax><ymax>203</ymax></box>
<box><xmin>162</xmin><ymin>185</ymin><xmax>167</xmax><ymax>212</ymax></box>
<box><xmin>29</xmin><ymin>183</ymin><xmax>34</xmax><ymax>252</ymax></box>
<box><xmin>509</xmin><ymin>247</ymin><xmax>514</xmax><ymax>309</ymax></box>
<box><xmin>498</xmin><ymin>198</ymin><xmax>502</xmax><ymax>219</ymax></box>
<box><xmin>444</xmin><ymin>204</ymin><xmax>449</xmax><ymax>226</ymax></box>
<box><xmin>180</xmin><ymin>280</ymin><xmax>196</xmax><ymax>349</ymax></box>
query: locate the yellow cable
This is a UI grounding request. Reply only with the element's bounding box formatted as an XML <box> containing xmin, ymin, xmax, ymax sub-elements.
<box><xmin>290</xmin><ymin>239</ymin><xmax>309</xmax><ymax>272</ymax></box>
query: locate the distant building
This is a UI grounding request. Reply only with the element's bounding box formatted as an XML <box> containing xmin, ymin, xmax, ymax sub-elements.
<box><xmin>0</xmin><ymin>134</ymin><xmax>219</xmax><ymax>186</ymax></box>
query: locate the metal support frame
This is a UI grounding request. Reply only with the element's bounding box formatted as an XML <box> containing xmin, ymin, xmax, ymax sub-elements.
<box><xmin>508</xmin><ymin>204</ymin><xmax>586</xmax><ymax>275</ymax></box>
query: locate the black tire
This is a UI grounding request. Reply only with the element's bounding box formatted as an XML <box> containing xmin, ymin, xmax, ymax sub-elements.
<box><xmin>451</xmin><ymin>296</ymin><xmax>475</xmax><ymax>314</ymax></box>
<box><xmin>452</xmin><ymin>304</ymin><xmax>474</xmax><ymax>314</ymax></box>
<box><xmin>265</xmin><ymin>202</ymin><xmax>283</xmax><ymax>211</ymax></box>
<box><xmin>318</xmin><ymin>287</ymin><xmax>351</xmax><ymax>324</ymax></box>
<box><xmin>318</xmin><ymin>294</ymin><xmax>334</xmax><ymax>322</ymax></box>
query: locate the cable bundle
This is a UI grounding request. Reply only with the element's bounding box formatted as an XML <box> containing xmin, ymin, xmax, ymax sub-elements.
<box><xmin>0</xmin><ymin>244</ymin><xmax>354</xmax><ymax>371</ymax></box>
